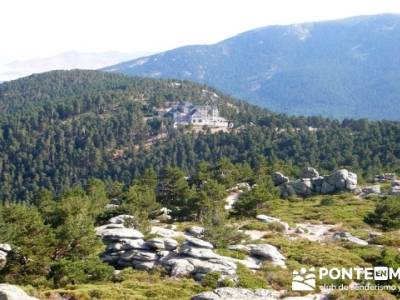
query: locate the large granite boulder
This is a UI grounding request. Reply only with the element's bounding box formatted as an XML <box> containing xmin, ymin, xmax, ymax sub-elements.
<box><xmin>272</xmin><ymin>172</ymin><xmax>289</xmax><ymax>186</ymax></box>
<box><xmin>248</xmin><ymin>244</ymin><xmax>286</xmax><ymax>268</ymax></box>
<box><xmin>279</xmin><ymin>183</ymin><xmax>296</xmax><ymax>198</ymax></box>
<box><xmin>301</xmin><ymin>167</ymin><xmax>319</xmax><ymax>179</ymax></box>
<box><xmin>292</xmin><ymin>179</ymin><xmax>313</xmax><ymax>197</ymax></box>
<box><xmin>326</xmin><ymin>169</ymin><xmax>348</xmax><ymax>190</ymax></box>
<box><xmin>191</xmin><ymin>287</ymin><xmax>279</xmax><ymax>300</ymax></box>
<box><xmin>0</xmin><ymin>284</ymin><xmax>39</xmax><ymax>300</ymax></box>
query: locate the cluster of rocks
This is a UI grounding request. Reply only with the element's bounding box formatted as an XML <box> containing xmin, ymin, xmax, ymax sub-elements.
<box><xmin>374</xmin><ymin>173</ymin><xmax>396</xmax><ymax>183</ymax></box>
<box><xmin>96</xmin><ymin>215</ymin><xmax>286</xmax><ymax>282</ymax></box>
<box><xmin>272</xmin><ymin>167</ymin><xmax>357</xmax><ymax>198</ymax></box>
<box><xmin>391</xmin><ymin>180</ymin><xmax>400</xmax><ymax>195</ymax></box>
<box><xmin>191</xmin><ymin>287</ymin><xmax>329</xmax><ymax>300</ymax></box>
<box><xmin>0</xmin><ymin>243</ymin><xmax>11</xmax><ymax>270</ymax></box>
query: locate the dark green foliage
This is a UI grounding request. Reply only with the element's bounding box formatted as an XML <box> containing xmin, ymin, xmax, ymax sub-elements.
<box><xmin>365</xmin><ymin>196</ymin><xmax>400</xmax><ymax>230</ymax></box>
<box><xmin>233</xmin><ymin>176</ymin><xmax>278</xmax><ymax>217</ymax></box>
<box><xmin>319</xmin><ymin>197</ymin><xmax>335</xmax><ymax>206</ymax></box>
<box><xmin>0</xmin><ymin>187</ymin><xmax>114</xmax><ymax>287</ymax></box>
<box><xmin>106</xmin><ymin>14</ymin><xmax>400</xmax><ymax>120</ymax></box>
<box><xmin>0</xmin><ymin>70</ymin><xmax>399</xmax><ymax>203</ymax></box>
<box><xmin>0</xmin><ymin>204</ymin><xmax>56</xmax><ymax>285</ymax></box>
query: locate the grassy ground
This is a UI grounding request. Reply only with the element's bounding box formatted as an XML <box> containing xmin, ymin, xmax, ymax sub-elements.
<box><xmin>263</xmin><ymin>193</ymin><xmax>376</xmax><ymax>231</ymax></box>
<box><xmin>27</xmin><ymin>193</ymin><xmax>397</xmax><ymax>300</ymax></box>
<box><xmin>35</xmin><ymin>269</ymin><xmax>204</xmax><ymax>300</ymax></box>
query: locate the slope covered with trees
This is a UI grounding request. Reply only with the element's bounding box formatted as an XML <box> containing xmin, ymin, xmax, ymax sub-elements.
<box><xmin>0</xmin><ymin>70</ymin><xmax>399</xmax><ymax>202</ymax></box>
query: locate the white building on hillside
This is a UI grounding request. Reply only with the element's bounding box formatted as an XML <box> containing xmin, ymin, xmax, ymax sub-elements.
<box><xmin>169</xmin><ymin>102</ymin><xmax>230</xmax><ymax>129</ymax></box>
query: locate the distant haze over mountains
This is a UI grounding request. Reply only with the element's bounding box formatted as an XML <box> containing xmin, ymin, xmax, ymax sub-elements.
<box><xmin>104</xmin><ymin>14</ymin><xmax>400</xmax><ymax>120</ymax></box>
<box><xmin>0</xmin><ymin>51</ymin><xmax>150</xmax><ymax>82</ymax></box>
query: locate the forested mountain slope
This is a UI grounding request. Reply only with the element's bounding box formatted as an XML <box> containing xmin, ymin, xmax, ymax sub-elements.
<box><xmin>105</xmin><ymin>14</ymin><xmax>400</xmax><ymax>120</ymax></box>
<box><xmin>0</xmin><ymin>70</ymin><xmax>399</xmax><ymax>201</ymax></box>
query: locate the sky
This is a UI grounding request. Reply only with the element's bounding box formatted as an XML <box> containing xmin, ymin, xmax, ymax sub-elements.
<box><xmin>1</xmin><ymin>0</ymin><xmax>400</xmax><ymax>63</ymax></box>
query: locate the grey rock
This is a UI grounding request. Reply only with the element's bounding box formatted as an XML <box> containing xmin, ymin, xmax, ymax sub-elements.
<box><xmin>391</xmin><ymin>180</ymin><xmax>400</xmax><ymax>195</ymax></box>
<box><xmin>256</xmin><ymin>215</ymin><xmax>289</xmax><ymax>231</ymax></box>
<box><xmin>187</xmin><ymin>226</ymin><xmax>205</xmax><ymax>237</ymax></box>
<box><xmin>301</xmin><ymin>167</ymin><xmax>319</xmax><ymax>179</ymax></box>
<box><xmin>292</xmin><ymin>179</ymin><xmax>313</xmax><ymax>196</ymax></box>
<box><xmin>132</xmin><ymin>260</ymin><xmax>157</xmax><ymax>271</ymax></box>
<box><xmin>163</xmin><ymin>258</ymin><xmax>195</xmax><ymax>277</ymax></box>
<box><xmin>146</xmin><ymin>237</ymin><xmax>178</xmax><ymax>250</ymax></box>
<box><xmin>105</xmin><ymin>204</ymin><xmax>119</xmax><ymax>210</ymax></box>
<box><xmin>248</xmin><ymin>244</ymin><xmax>286</xmax><ymax>268</ymax></box>
<box><xmin>362</xmin><ymin>185</ymin><xmax>381</xmax><ymax>196</ymax></box>
<box><xmin>119</xmin><ymin>238</ymin><xmax>148</xmax><ymax>250</ymax></box>
<box><xmin>326</xmin><ymin>169</ymin><xmax>349</xmax><ymax>188</ymax></box>
<box><xmin>99</xmin><ymin>228</ymin><xmax>144</xmax><ymax>240</ymax></box>
<box><xmin>150</xmin><ymin>226</ymin><xmax>178</xmax><ymax>238</ymax></box>
<box><xmin>311</xmin><ymin>176</ymin><xmax>324</xmax><ymax>193</ymax></box>
<box><xmin>0</xmin><ymin>244</ymin><xmax>11</xmax><ymax>253</ymax></box>
<box><xmin>320</xmin><ymin>180</ymin><xmax>335</xmax><ymax>194</ymax></box>
<box><xmin>272</xmin><ymin>172</ymin><xmax>289</xmax><ymax>186</ymax></box>
<box><xmin>333</xmin><ymin>232</ymin><xmax>368</xmax><ymax>246</ymax></box>
<box><xmin>187</xmin><ymin>257</ymin><xmax>237</xmax><ymax>276</ymax></box>
<box><xmin>180</xmin><ymin>243</ymin><xmax>219</xmax><ymax>259</ymax></box>
<box><xmin>345</xmin><ymin>172</ymin><xmax>358</xmax><ymax>190</ymax></box>
<box><xmin>108</xmin><ymin>214</ymin><xmax>135</xmax><ymax>224</ymax></box>
<box><xmin>191</xmin><ymin>287</ymin><xmax>279</xmax><ymax>300</ymax></box>
<box><xmin>121</xmin><ymin>250</ymin><xmax>158</xmax><ymax>261</ymax></box>
<box><xmin>0</xmin><ymin>284</ymin><xmax>39</xmax><ymax>300</ymax></box>
<box><xmin>374</xmin><ymin>173</ymin><xmax>397</xmax><ymax>183</ymax></box>
<box><xmin>186</xmin><ymin>236</ymin><xmax>213</xmax><ymax>249</ymax></box>
<box><xmin>279</xmin><ymin>183</ymin><xmax>295</xmax><ymax>198</ymax></box>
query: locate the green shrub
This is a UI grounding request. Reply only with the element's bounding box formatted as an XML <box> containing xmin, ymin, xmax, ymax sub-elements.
<box><xmin>366</xmin><ymin>196</ymin><xmax>400</xmax><ymax>230</ymax></box>
<box><xmin>216</xmin><ymin>248</ymin><xmax>247</xmax><ymax>260</ymax></box>
<box><xmin>202</xmin><ymin>272</ymin><xmax>220</xmax><ymax>289</ymax></box>
<box><xmin>236</xmin><ymin>264</ymin><xmax>268</xmax><ymax>289</ymax></box>
<box><xmin>319</xmin><ymin>197</ymin><xmax>335</xmax><ymax>206</ymax></box>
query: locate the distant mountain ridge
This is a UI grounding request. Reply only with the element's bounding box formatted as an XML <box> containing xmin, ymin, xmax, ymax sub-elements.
<box><xmin>0</xmin><ymin>51</ymin><xmax>150</xmax><ymax>82</ymax></box>
<box><xmin>104</xmin><ymin>14</ymin><xmax>400</xmax><ymax>120</ymax></box>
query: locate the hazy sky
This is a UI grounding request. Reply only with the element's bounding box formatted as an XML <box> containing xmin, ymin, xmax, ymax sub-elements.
<box><xmin>2</xmin><ymin>0</ymin><xmax>400</xmax><ymax>63</ymax></box>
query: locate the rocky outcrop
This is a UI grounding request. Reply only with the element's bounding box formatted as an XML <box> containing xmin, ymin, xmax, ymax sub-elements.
<box><xmin>191</xmin><ymin>287</ymin><xmax>329</xmax><ymax>300</ymax></box>
<box><xmin>272</xmin><ymin>172</ymin><xmax>289</xmax><ymax>186</ymax></box>
<box><xmin>228</xmin><ymin>244</ymin><xmax>286</xmax><ymax>268</ymax></box>
<box><xmin>374</xmin><ymin>173</ymin><xmax>396</xmax><ymax>183</ymax></box>
<box><xmin>360</xmin><ymin>185</ymin><xmax>381</xmax><ymax>197</ymax></box>
<box><xmin>97</xmin><ymin>216</ymin><xmax>260</xmax><ymax>281</ymax></box>
<box><xmin>0</xmin><ymin>284</ymin><xmax>39</xmax><ymax>300</ymax></box>
<box><xmin>0</xmin><ymin>244</ymin><xmax>11</xmax><ymax>270</ymax></box>
<box><xmin>332</xmin><ymin>231</ymin><xmax>368</xmax><ymax>246</ymax></box>
<box><xmin>191</xmin><ymin>287</ymin><xmax>281</xmax><ymax>300</ymax></box>
<box><xmin>391</xmin><ymin>180</ymin><xmax>400</xmax><ymax>195</ymax></box>
<box><xmin>273</xmin><ymin>168</ymin><xmax>358</xmax><ymax>198</ymax></box>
